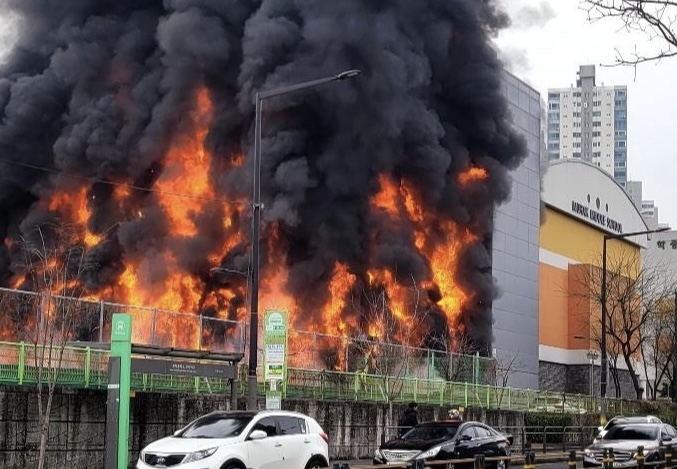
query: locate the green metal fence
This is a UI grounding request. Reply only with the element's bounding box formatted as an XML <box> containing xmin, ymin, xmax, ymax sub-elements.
<box><xmin>1</xmin><ymin>341</ymin><xmax>670</xmax><ymax>416</ymax></box>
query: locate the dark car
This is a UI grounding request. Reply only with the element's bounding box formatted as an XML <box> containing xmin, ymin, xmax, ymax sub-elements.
<box><xmin>584</xmin><ymin>423</ymin><xmax>677</xmax><ymax>468</ymax></box>
<box><xmin>373</xmin><ymin>421</ymin><xmax>512</xmax><ymax>469</ymax></box>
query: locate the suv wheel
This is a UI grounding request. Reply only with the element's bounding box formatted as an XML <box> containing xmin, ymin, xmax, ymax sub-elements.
<box><xmin>305</xmin><ymin>457</ymin><xmax>328</xmax><ymax>469</ymax></box>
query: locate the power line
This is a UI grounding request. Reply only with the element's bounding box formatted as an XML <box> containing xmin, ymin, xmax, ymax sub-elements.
<box><xmin>0</xmin><ymin>157</ymin><xmax>250</xmax><ymax>206</ymax></box>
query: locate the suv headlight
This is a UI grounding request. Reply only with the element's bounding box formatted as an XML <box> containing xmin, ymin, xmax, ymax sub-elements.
<box><xmin>184</xmin><ymin>447</ymin><xmax>218</xmax><ymax>463</ymax></box>
<box><xmin>416</xmin><ymin>446</ymin><xmax>441</xmax><ymax>460</ymax></box>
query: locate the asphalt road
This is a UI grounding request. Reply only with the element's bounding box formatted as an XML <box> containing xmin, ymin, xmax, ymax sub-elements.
<box><xmin>331</xmin><ymin>460</ymin><xmax>572</xmax><ymax>469</ymax></box>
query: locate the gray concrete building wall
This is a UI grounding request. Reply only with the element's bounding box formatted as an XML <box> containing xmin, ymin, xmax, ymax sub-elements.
<box><xmin>491</xmin><ymin>72</ymin><xmax>541</xmax><ymax>390</ymax></box>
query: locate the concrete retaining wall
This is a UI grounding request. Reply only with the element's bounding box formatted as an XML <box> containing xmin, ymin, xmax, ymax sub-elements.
<box><xmin>0</xmin><ymin>386</ymin><xmax>529</xmax><ymax>469</ymax></box>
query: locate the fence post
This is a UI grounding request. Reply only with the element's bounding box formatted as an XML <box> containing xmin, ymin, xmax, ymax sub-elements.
<box><xmin>542</xmin><ymin>427</ymin><xmax>547</xmax><ymax>453</ymax></box>
<box><xmin>608</xmin><ymin>448</ymin><xmax>615</xmax><ymax>469</ymax></box>
<box><xmin>602</xmin><ymin>449</ymin><xmax>609</xmax><ymax>469</ymax></box>
<box><xmin>474</xmin><ymin>453</ymin><xmax>486</xmax><ymax>469</ymax></box>
<box><xmin>84</xmin><ymin>346</ymin><xmax>91</xmax><ymax>388</ymax></box>
<box><xmin>98</xmin><ymin>300</ymin><xmax>105</xmax><ymax>343</ymax></box>
<box><xmin>659</xmin><ymin>446</ymin><xmax>666</xmax><ymax>469</ymax></box>
<box><xmin>636</xmin><ymin>446</ymin><xmax>644</xmax><ymax>469</ymax></box>
<box><xmin>151</xmin><ymin>309</ymin><xmax>157</xmax><ymax>345</ymax></box>
<box><xmin>523</xmin><ymin>451</ymin><xmax>535</xmax><ymax>469</ymax></box>
<box><xmin>18</xmin><ymin>341</ymin><xmax>25</xmax><ymax>385</ymax></box>
<box><xmin>665</xmin><ymin>444</ymin><xmax>672</xmax><ymax>469</ymax></box>
<box><xmin>569</xmin><ymin>449</ymin><xmax>577</xmax><ymax>469</ymax></box>
<box><xmin>198</xmin><ymin>314</ymin><xmax>203</xmax><ymax>351</ymax></box>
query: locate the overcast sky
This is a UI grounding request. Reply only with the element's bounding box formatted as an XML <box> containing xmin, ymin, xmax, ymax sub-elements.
<box><xmin>497</xmin><ymin>0</ymin><xmax>677</xmax><ymax>228</ymax></box>
<box><xmin>0</xmin><ymin>3</ymin><xmax>675</xmax><ymax>226</ymax></box>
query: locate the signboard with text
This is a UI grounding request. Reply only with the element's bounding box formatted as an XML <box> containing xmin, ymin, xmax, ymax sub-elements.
<box><xmin>263</xmin><ymin>310</ymin><xmax>288</xmax><ymax>382</ymax></box>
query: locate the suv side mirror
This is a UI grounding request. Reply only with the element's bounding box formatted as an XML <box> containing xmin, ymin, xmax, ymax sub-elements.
<box><xmin>662</xmin><ymin>434</ymin><xmax>672</xmax><ymax>442</ymax></box>
<box><xmin>597</xmin><ymin>426</ymin><xmax>603</xmax><ymax>432</ymax></box>
<box><xmin>249</xmin><ymin>430</ymin><xmax>268</xmax><ymax>441</ymax></box>
<box><xmin>173</xmin><ymin>430</ymin><xmax>181</xmax><ymax>437</ymax></box>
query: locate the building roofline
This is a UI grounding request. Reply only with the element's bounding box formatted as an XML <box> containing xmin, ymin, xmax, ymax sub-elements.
<box><xmin>545</xmin><ymin>159</ymin><xmax>649</xmax><ymax>232</ymax></box>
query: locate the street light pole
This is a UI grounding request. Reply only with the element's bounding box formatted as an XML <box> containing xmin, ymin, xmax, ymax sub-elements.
<box><xmin>673</xmin><ymin>289</ymin><xmax>677</xmax><ymax>402</ymax></box>
<box><xmin>246</xmin><ymin>69</ymin><xmax>361</xmax><ymax>410</ymax></box>
<box><xmin>599</xmin><ymin>226</ymin><xmax>668</xmax><ymax>423</ymax></box>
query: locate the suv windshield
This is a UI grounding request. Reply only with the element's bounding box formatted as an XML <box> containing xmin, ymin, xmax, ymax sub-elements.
<box><xmin>604</xmin><ymin>425</ymin><xmax>659</xmax><ymax>441</ymax></box>
<box><xmin>177</xmin><ymin>414</ymin><xmax>253</xmax><ymax>439</ymax></box>
<box><xmin>403</xmin><ymin>425</ymin><xmax>458</xmax><ymax>441</ymax></box>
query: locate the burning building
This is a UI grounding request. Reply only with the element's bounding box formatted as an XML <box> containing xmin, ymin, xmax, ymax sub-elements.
<box><xmin>0</xmin><ymin>1</ymin><xmax>528</xmax><ymax>364</ymax></box>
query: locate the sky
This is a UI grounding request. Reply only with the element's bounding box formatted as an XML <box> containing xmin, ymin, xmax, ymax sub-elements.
<box><xmin>0</xmin><ymin>3</ymin><xmax>675</xmax><ymax>225</ymax></box>
<box><xmin>496</xmin><ymin>0</ymin><xmax>677</xmax><ymax>228</ymax></box>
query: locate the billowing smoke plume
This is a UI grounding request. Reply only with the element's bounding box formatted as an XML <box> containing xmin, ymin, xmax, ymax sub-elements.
<box><xmin>0</xmin><ymin>0</ymin><xmax>526</xmax><ymax>355</ymax></box>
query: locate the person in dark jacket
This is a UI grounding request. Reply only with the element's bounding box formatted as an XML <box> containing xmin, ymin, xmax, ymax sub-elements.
<box><xmin>398</xmin><ymin>402</ymin><xmax>418</xmax><ymax>436</ymax></box>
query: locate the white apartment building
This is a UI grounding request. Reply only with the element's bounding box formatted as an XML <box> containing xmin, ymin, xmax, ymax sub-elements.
<box><xmin>547</xmin><ymin>65</ymin><xmax>628</xmax><ymax>187</ymax></box>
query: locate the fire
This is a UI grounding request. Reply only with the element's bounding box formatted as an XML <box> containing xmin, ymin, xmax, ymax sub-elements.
<box><xmin>46</xmin><ymin>187</ymin><xmax>101</xmax><ymax>247</ymax></box>
<box><xmin>321</xmin><ymin>262</ymin><xmax>357</xmax><ymax>336</ymax></box>
<box><xmin>4</xmin><ymin>69</ymin><xmax>492</xmax><ymax>368</ymax></box>
<box><xmin>155</xmin><ymin>87</ymin><xmax>215</xmax><ymax>238</ymax></box>
<box><xmin>458</xmin><ymin>166</ymin><xmax>488</xmax><ymax>185</ymax></box>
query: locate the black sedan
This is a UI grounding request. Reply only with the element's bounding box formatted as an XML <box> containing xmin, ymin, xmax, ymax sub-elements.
<box><xmin>373</xmin><ymin>420</ymin><xmax>512</xmax><ymax>469</ymax></box>
<box><xmin>583</xmin><ymin>423</ymin><xmax>677</xmax><ymax>468</ymax></box>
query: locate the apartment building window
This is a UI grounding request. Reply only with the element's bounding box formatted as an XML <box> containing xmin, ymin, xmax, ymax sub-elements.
<box><xmin>615</xmin><ymin>141</ymin><xmax>626</xmax><ymax>148</ymax></box>
<box><xmin>592</xmin><ymin>131</ymin><xmax>601</xmax><ymax>137</ymax></box>
<box><xmin>573</xmin><ymin>152</ymin><xmax>581</xmax><ymax>158</ymax></box>
<box><xmin>573</xmin><ymin>132</ymin><xmax>581</xmax><ymax>138</ymax></box>
<box><xmin>548</xmin><ymin>143</ymin><xmax>560</xmax><ymax>150</ymax></box>
<box><xmin>614</xmin><ymin>130</ymin><xmax>626</xmax><ymax>137</ymax></box>
<box><xmin>593</xmin><ymin>151</ymin><xmax>601</xmax><ymax>158</ymax></box>
<box><xmin>573</xmin><ymin>112</ymin><xmax>581</xmax><ymax>118</ymax></box>
<box><xmin>593</xmin><ymin>141</ymin><xmax>600</xmax><ymax>147</ymax></box>
<box><xmin>615</xmin><ymin>90</ymin><xmax>626</xmax><ymax>98</ymax></box>
<box><xmin>573</xmin><ymin>122</ymin><xmax>581</xmax><ymax>128</ymax></box>
<box><xmin>593</xmin><ymin>100</ymin><xmax>602</xmax><ymax>107</ymax></box>
<box><xmin>549</xmin><ymin>102</ymin><xmax>560</xmax><ymax>110</ymax></box>
<box><xmin>592</xmin><ymin>111</ymin><xmax>601</xmax><ymax>117</ymax></box>
<box><xmin>573</xmin><ymin>142</ymin><xmax>581</xmax><ymax>148</ymax></box>
<box><xmin>574</xmin><ymin>92</ymin><xmax>581</xmax><ymax>97</ymax></box>
<box><xmin>592</xmin><ymin>121</ymin><xmax>601</xmax><ymax>127</ymax></box>
<box><xmin>548</xmin><ymin>132</ymin><xmax>560</xmax><ymax>139</ymax></box>
<box><xmin>548</xmin><ymin>92</ymin><xmax>560</xmax><ymax>100</ymax></box>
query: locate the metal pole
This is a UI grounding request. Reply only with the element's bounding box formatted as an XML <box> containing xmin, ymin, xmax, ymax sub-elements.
<box><xmin>673</xmin><ymin>290</ymin><xmax>677</xmax><ymax>402</ymax></box>
<box><xmin>600</xmin><ymin>236</ymin><xmax>608</xmax><ymax>423</ymax></box>
<box><xmin>247</xmin><ymin>92</ymin><xmax>263</xmax><ymax>411</ymax></box>
<box><xmin>590</xmin><ymin>357</ymin><xmax>594</xmax><ymax>396</ymax></box>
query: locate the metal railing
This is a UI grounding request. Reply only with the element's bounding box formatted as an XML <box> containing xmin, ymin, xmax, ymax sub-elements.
<box><xmin>0</xmin><ymin>287</ymin><xmax>496</xmax><ymax>381</ymax></box>
<box><xmin>0</xmin><ymin>287</ymin><xmax>246</xmax><ymax>353</ymax></box>
<box><xmin>1</xmin><ymin>341</ymin><xmax>673</xmax><ymax>416</ymax></box>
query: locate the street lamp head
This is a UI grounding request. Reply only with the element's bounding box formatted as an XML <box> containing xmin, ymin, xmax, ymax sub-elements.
<box><xmin>336</xmin><ymin>69</ymin><xmax>361</xmax><ymax>80</ymax></box>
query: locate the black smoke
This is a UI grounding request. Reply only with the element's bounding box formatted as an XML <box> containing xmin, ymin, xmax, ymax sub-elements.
<box><xmin>0</xmin><ymin>0</ymin><xmax>526</xmax><ymax>354</ymax></box>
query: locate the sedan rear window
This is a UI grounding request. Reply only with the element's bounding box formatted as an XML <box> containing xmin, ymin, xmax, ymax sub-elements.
<box><xmin>177</xmin><ymin>415</ymin><xmax>253</xmax><ymax>439</ymax></box>
<box><xmin>403</xmin><ymin>425</ymin><xmax>458</xmax><ymax>441</ymax></box>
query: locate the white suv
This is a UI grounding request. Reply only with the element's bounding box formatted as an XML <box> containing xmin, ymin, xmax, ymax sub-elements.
<box><xmin>136</xmin><ymin>410</ymin><xmax>329</xmax><ymax>469</ymax></box>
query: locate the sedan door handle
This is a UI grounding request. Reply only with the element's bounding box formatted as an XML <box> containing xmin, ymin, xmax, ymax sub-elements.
<box><xmin>275</xmin><ymin>443</ymin><xmax>283</xmax><ymax>447</ymax></box>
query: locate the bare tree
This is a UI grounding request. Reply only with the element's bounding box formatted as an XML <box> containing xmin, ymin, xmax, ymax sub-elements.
<box><xmin>427</xmin><ymin>331</ymin><xmax>479</xmax><ymax>383</ymax></box>
<box><xmin>571</xmin><ymin>249</ymin><xmax>676</xmax><ymax>399</ymax></box>
<box><xmin>641</xmin><ymin>295</ymin><xmax>677</xmax><ymax>399</ymax></box>
<box><xmin>13</xmin><ymin>223</ymin><xmax>94</xmax><ymax>469</ymax></box>
<box><xmin>582</xmin><ymin>0</ymin><xmax>677</xmax><ymax>65</ymax></box>
<box><xmin>490</xmin><ymin>352</ymin><xmax>520</xmax><ymax>408</ymax></box>
<box><xmin>351</xmin><ymin>275</ymin><xmax>430</xmax><ymax>435</ymax></box>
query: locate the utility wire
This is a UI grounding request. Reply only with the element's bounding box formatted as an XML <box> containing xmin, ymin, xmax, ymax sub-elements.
<box><xmin>0</xmin><ymin>157</ymin><xmax>250</xmax><ymax>207</ymax></box>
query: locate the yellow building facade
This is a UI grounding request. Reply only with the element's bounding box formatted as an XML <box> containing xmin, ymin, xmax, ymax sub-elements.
<box><xmin>539</xmin><ymin>160</ymin><xmax>647</xmax><ymax>396</ymax></box>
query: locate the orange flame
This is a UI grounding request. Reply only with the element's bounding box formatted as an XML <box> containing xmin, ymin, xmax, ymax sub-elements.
<box><xmin>458</xmin><ymin>166</ymin><xmax>488</xmax><ymax>185</ymax></box>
